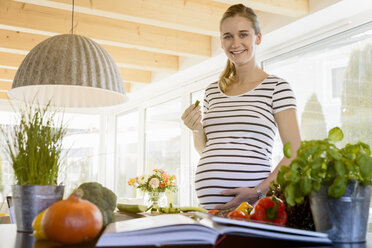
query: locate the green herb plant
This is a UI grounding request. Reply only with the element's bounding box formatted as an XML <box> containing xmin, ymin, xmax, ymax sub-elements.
<box><xmin>276</xmin><ymin>127</ymin><xmax>372</xmax><ymax>206</ymax></box>
<box><xmin>0</xmin><ymin>103</ymin><xmax>67</xmax><ymax>185</ymax></box>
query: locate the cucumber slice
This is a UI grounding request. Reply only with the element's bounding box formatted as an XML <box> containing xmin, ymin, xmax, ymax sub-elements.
<box><xmin>117</xmin><ymin>204</ymin><xmax>148</xmax><ymax>213</ymax></box>
<box><xmin>179</xmin><ymin>206</ymin><xmax>208</xmax><ymax>213</ymax></box>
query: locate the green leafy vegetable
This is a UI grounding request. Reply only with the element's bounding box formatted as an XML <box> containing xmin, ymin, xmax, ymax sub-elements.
<box><xmin>283</xmin><ymin>142</ymin><xmax>292</xmax><ymax>158</ymax></box>
<box><xmin>275</xmin><ymin>127</ymin><xmax>372</xmax><ymax>206</ymax></box>
<box><xmin>328</xmin><ymin>127</ymin><xmax>343</xmax><ymax>142</ymax></box>
<box><xmin>78</xmin><ymin>182</ymin><xmax>117</xmax><ymax>226</ymax></box>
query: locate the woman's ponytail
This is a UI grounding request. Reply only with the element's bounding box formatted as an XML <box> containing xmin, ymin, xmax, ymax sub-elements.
<box><xmin>219</xmin><ymin>60</ymin><xmax>237</xmax><ymax>92</ymax></box>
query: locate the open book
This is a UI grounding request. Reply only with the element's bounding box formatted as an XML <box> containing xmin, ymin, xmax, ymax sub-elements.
<box><xmin>96</xmin><ymin>213</ymin><xmax>331</xmax><ymax>247</ymax></box>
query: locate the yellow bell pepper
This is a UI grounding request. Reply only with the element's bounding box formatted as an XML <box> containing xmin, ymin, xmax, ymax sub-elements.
<box><xmin>235</xmin><ymin>201</ymin><xmax>253</xmax><ymax>218</ymax></box>
<box><xmin>32</xmin><ymin>210</ymin><xmax>47</xmax><ymax>240</ymax></box>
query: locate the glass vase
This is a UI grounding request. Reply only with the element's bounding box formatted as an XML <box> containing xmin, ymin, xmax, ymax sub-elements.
<box><xmin>145</xmin><ymin>191</ymin><xmax>167</xmax><ymax>209</ymax></box>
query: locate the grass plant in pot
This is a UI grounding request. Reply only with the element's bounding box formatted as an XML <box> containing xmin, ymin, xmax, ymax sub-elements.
<box><xmin>0</xmin><ymin>102</ymin><xmax>67</xmax><ymax>232</ymax></box>
<box><xmin>276</xmin><ymin>127</ymin><xmax>372</xmax><ymax>243</ymax></box>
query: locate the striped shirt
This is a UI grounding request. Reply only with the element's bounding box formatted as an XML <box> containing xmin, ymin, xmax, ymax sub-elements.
<box><xmin>195</xmin><ymin>75</ymin><xmax>296</xmax><ymax>210</ymax></box>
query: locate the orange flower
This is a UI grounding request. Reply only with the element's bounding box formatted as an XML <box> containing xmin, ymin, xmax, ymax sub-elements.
<box><xmin>159</xmin><ymin>183</ymin><xmax>165</xmax><ymax>188</ymax></box>
<box><xmin>128</xmin><ymin>178</ymin><xmax>135</xmax><ymax>186</ymax></box>
<box><xmin>164</xmin><ymin>177</ymin><xmax>170</xmax><ymax>185</ymax></box>
<box><xmin>162</xmin><ymin>173</ymin><xmax>169</xmax><ymax>179</ymax></box>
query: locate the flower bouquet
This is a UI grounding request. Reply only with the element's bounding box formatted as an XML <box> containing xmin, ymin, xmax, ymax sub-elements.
<box><xmin>128</xmin><ymin>169</ymin><xmax>177</xmax><ymax>208</ymax></box>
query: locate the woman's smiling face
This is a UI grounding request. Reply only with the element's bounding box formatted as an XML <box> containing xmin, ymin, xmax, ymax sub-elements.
<box><xmin>220</xmin><ymin>15</ymin><xmax>261</xmax><ymax>67</ymax></box>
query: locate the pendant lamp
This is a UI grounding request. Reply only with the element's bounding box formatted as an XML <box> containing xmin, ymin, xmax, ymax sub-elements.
<box><xmin>7</xmin><ymin>34</ymin><xmax>127</xmax><ymax>108</ymax></box>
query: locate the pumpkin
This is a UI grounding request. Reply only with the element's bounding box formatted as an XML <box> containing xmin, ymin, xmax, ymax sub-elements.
<box><xmin>42</xmin><ymin>189</ymin><xmax>103</xmax><ymax>244</ymax></box>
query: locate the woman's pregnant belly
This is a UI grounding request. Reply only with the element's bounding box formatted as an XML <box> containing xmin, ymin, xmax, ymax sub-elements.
<box><xmin>195</xmin><ymin>148</ymin><xmax>271</xmax><ymax>210</ymax></box>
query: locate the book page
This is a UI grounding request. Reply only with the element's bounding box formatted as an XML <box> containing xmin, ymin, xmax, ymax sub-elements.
<box><xmin>211</xmin><ymin>216</ymin><xmax>329</xmax><ymax>238</ymax></box>
<box><xmin>97</xmin><ymin>214</ymin><xmax>219</xmax><ymax>247</ymax></box>
<box><xmin>103</xmin><ymin>214</ymin><xmax>198</xmax><ymax>234</ymax></box>
<box><xmin>214</xmin><ymin>224</ymin><xmax>332</xmax><ymax>244</ymax></box>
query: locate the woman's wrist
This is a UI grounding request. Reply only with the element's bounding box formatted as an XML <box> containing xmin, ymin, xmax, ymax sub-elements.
<box><xmin>255</xmin><ymin>188</ymin><xmax>265</xmax><ymax>199</ymax></box>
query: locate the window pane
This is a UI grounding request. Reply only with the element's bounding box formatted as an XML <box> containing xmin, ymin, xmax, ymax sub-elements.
<box><xmin>0</xmin><ymin>111</ymin><xmax>17</xmax><ymax>202</ymax></box>
<box><xmin>59</xmin><ymin>113</ymin><xmax>100</xmax><ymax>195</ymax></box>
<box><xmin>263</xmin><ymin>23</ymin><xmax>372</xmax><ymax>165</ymax></box>
<box><xmin>116</xmin><ymin>111</ymin><xmax>139</xmax><ymax>199</ymax></box>
<box><xmin>145</xmin><ymin>99</ymin><xmax>181</xmax><ymax>205</ymax></box>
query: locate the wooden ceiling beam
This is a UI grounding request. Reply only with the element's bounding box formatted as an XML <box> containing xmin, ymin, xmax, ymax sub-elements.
<box><xmin>119</xmin><ymin>68</ymin><xmax>152</xmax><ymax>84</ymax></box>
<box><xmin>102</xmin><ymin>45</ymin><xmax>178</xmax><ymax>72</ymax></box>
<box><xmin>213</xmin><ymin>0</ymin><xmax>309</xmax><ymax>17</ymax></box>
<box><xmin>0</xmin><ymin>52</ymin><xmax>25</xmax><ymax>68</ymax></box>
<box><xmin>29</xmin><ymin>0</ymin><xmax>228</xmax><ymax>37</ymax></box>
<box><xmin>0</xmin><ymin>29</ymin><xmax>178</xmax><ymax>72</ymax></box>
<box><xmin>0</xmin><ymin>0</ymin><xmax>211</xmax><ymax>57</ymax></box>
<box><xmin>0</xmin><ymin>68</ymin><xmax>16</xmax><ymax>81</ymax></box>
<box><xmin>0</xmin><ymin>29</ymin><xmax>42</xmax><ymax>52</ymax></box>
<box><xmin>0</xmin><ymin>81</ymin><xmax>12</xmax><ymax>91</ymax></box>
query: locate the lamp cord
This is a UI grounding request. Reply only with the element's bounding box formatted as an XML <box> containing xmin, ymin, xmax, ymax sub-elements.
<box><xmin>71</xmin><ymin>0</ymin><xmax>75</xmax><ymax>34</ymax></box>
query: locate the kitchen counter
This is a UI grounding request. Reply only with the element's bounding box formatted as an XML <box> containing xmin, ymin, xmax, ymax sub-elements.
<box><xmin>1</xmin><ymin>213</ymin><xmax>372</xmax><ymax>248</ymax></box>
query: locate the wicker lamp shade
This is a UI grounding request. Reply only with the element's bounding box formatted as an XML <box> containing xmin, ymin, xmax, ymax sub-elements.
<box><xmin>8</xmin><ymin>34</ymin><xmax>127</xmax><ymax>108</ymax></box>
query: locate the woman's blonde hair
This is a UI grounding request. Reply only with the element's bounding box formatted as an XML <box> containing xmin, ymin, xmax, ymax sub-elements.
<box><xmin>219</xmin><ymin>4</ymin><xmax>260</xmax><ymax>92</ymax></box>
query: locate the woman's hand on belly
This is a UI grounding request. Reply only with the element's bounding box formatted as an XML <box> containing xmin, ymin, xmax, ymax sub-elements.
<box><xmin>215</xmin><ymin>187</ymin><xmax>257</xmax><ymax>210</ymax></box>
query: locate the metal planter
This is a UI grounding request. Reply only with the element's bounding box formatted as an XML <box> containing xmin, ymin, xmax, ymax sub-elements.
<box><xmin>310</xmin><ymin>181</ymin><xmax>371</xmax><ymax>243</ymax></box>
<box><xmin>11</xmin><ymin>185</ymin><xmax>64</xmax><ymax>233</ymax></box>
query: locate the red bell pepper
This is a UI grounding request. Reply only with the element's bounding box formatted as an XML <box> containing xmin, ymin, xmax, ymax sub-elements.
<box><xmin>250</xmin><ymin>196</ymin><xmax>287</xmax><ymax>226</ymax></box>
<box><xmin>227</xmin><ymin>209</ymin><xmax>246</xmax><ymax>220</ymax></box>
<box><xmin>208</xmin><ymin>209</ymin><xmax>220</xmax><ymax>215</ymax></box>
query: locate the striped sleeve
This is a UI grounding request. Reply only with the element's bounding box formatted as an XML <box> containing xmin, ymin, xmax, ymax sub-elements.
<box><xmin>203</xmin><ymin>89</ymin><xmax>209</xmax><ymax>115</ymax></box>
<box><xmin>272</xmin><ymin>80</ymin><xmax>296</xmax><ymax>114</ymax></box>
<box><xmin>203</xmin><ymin>82</ymin><xmax>216</xmax><ymax>114</ymax></box>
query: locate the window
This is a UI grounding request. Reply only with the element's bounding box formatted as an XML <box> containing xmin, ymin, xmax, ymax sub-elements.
<box><xmin>59</xmin><ymin>113</ymin><xmax>101</xmax><ymax>195</ymax></box>
<box><xmin>263</xmin><ymin>22</ymin><xmax>372</xmax><ymax>166</ymax></box>
<box><xmin>331</xmin><ymin>67</ymin><xmax>345</xmax><ymax>98</ymax></box>
<box><xmin>145</xmin><ymin>99</ymin><xmax>182</xmax><ymax>205</ymax></box>
<box><xmin>0</xmin><ymin>111</ymin><xmax>17</xmax><ymax>202</ymax></box>
<box><xmin>115</xmin><ymin>111</ymin><xmax>139</xmax><ymax>199</ymax></box>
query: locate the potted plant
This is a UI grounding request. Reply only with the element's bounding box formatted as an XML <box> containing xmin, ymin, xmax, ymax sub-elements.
<box><xmin>0</xmin><ymin>102</ymin><xmax>67</xmax><ymax>232</ymax></box>
<box><xmin>275</xmin><ymin>127</ymin><xmax>372</xmax><ymax>243</ymax></box>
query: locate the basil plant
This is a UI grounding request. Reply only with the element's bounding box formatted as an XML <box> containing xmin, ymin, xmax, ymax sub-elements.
<box><xmin>276</xmin><ymin>127</ymin><xmax>372</xmax><ymax>206</ymax></box>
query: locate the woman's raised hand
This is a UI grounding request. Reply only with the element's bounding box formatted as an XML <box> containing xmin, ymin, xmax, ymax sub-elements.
<box><xmin>181</xmin><ymin>103</ymin><xmax>202</xmax><ymax>132</ymax></box>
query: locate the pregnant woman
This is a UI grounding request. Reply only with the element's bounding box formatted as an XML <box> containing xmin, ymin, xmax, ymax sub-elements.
<box><xmin>181</xmin><ymin>4</ymin><xmax>301</xmax><ymax>210</ymax></box>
